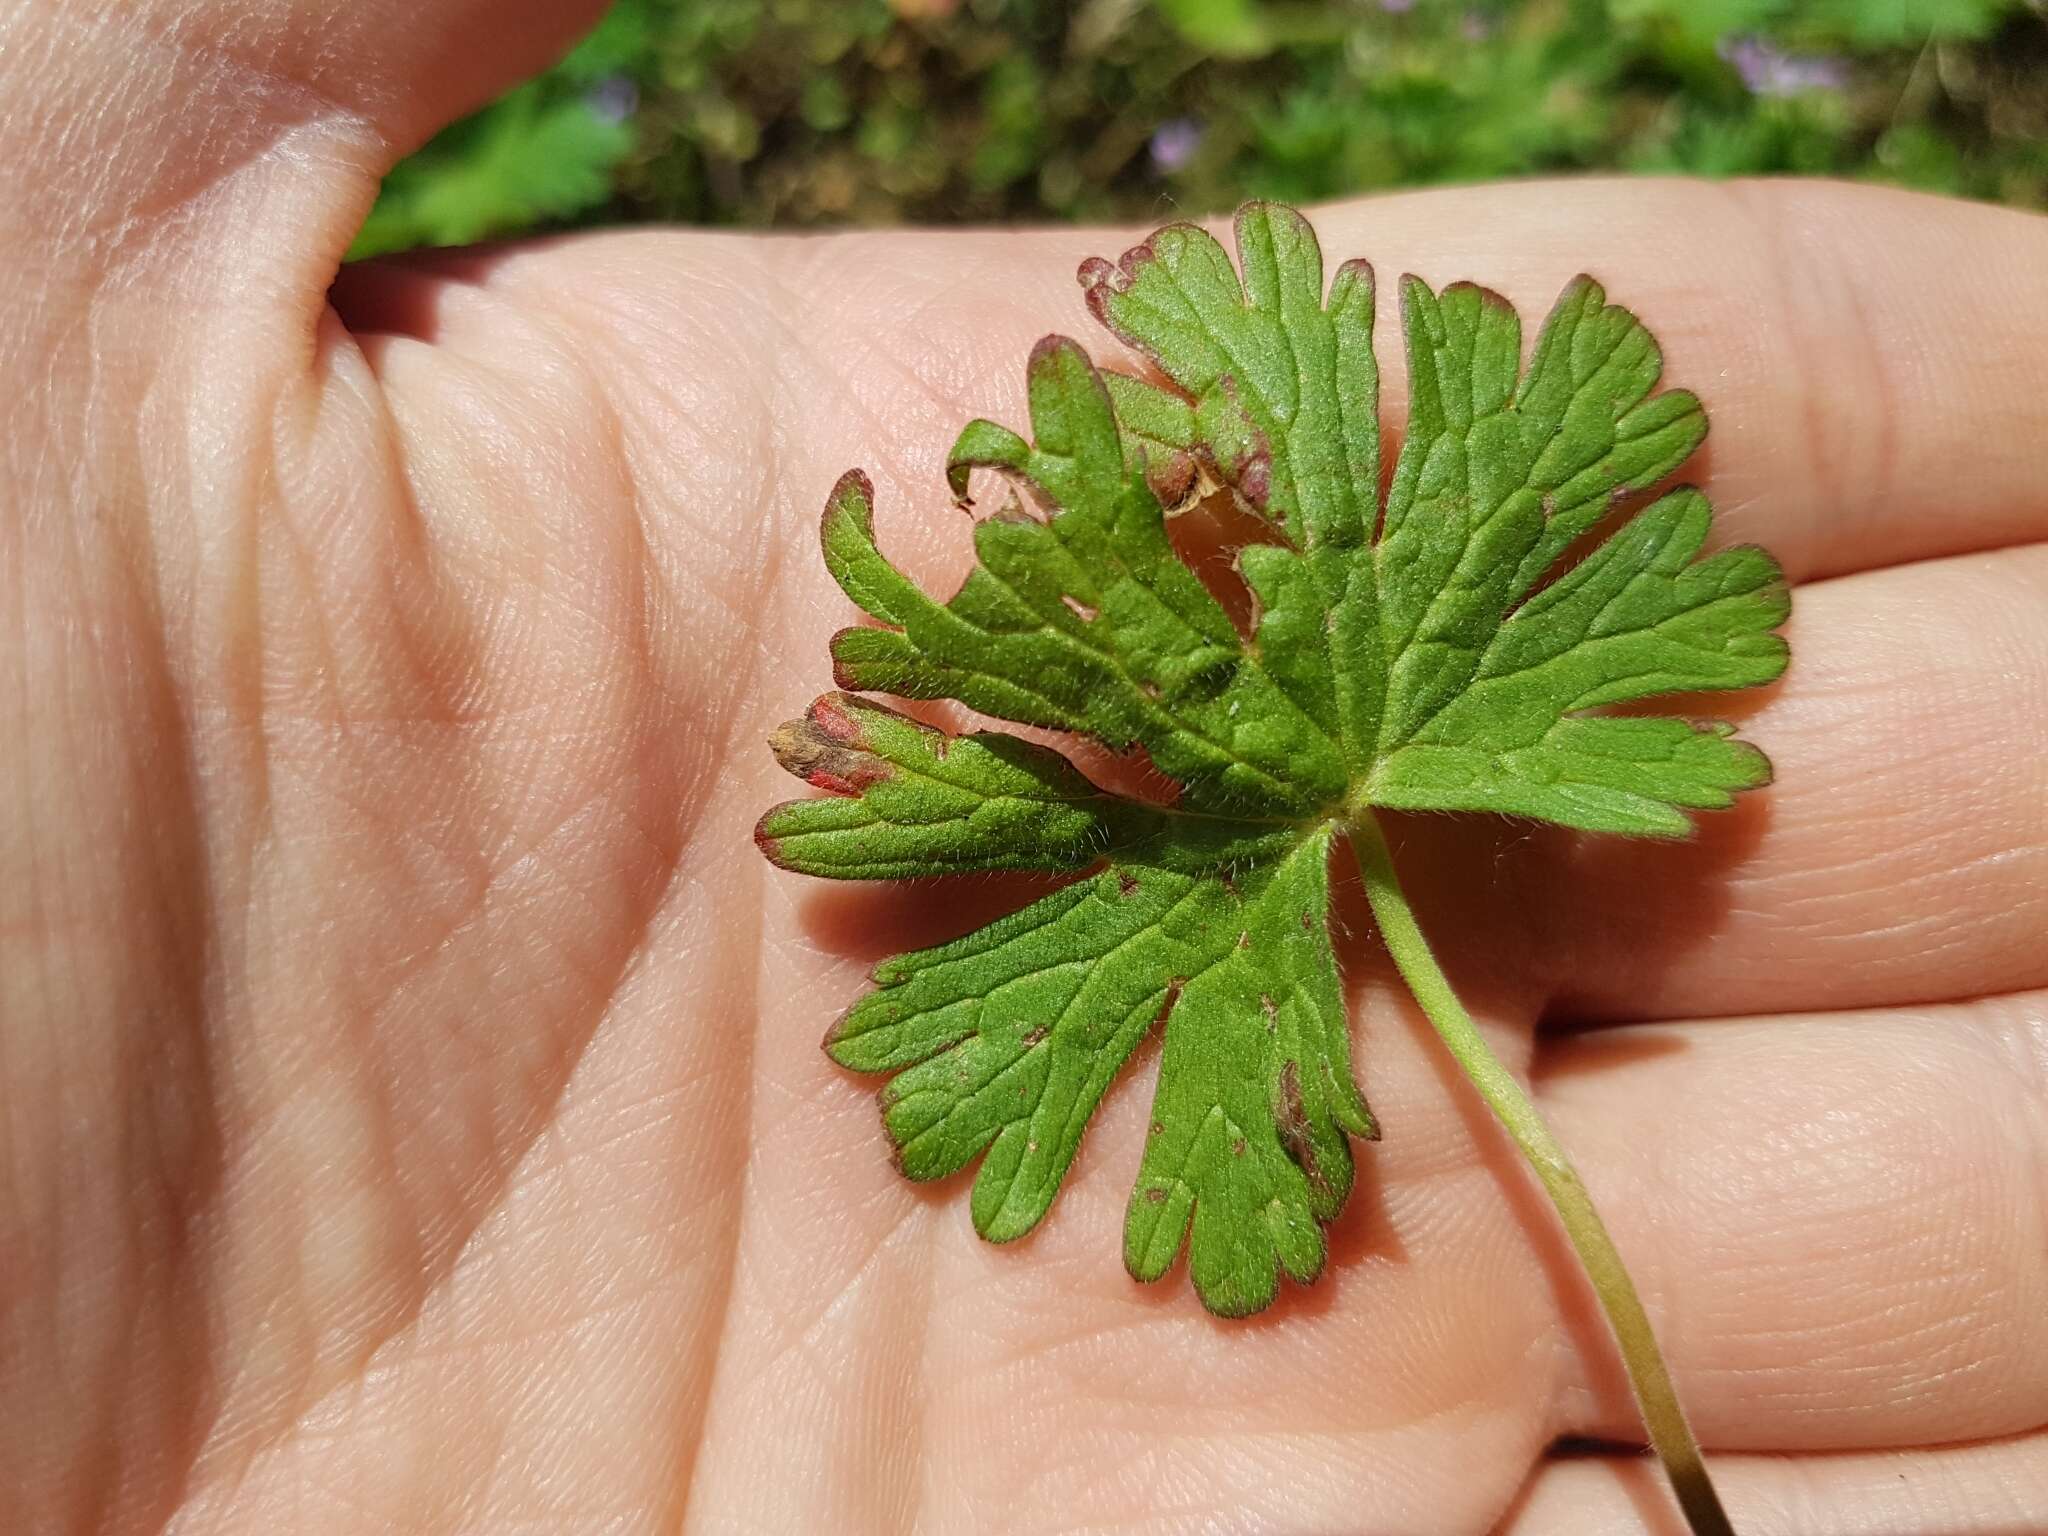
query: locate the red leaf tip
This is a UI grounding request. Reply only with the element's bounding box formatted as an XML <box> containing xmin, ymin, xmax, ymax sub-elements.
<box><xmin>768</xmin><ymin>695</ymin><xmax>890</xmax><ymax>796</ymax></box>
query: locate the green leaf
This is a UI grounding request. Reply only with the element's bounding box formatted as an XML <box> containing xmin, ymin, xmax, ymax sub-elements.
<box><xmin>1370</xmin><ymin>489</ymin><xmax>1787</xmax><ymax>835</ymax></box>
<box><xmin>1082</xmin><ymin>203</ymin><xmax>1381</xmax><ymax>553</ymax></box>
<box><xmin>756</xmin><ymin>692</ymin><xmax>1114</xmax><ymax>879</ymax></box>
<box><xmin>762</xmin><ymin>202</ymin><xmax>1789</xmax><ymax>1314</ymax></box>
<box><xmin>826</xmin><ymin>338</ymin><xmax>1350</xmax><ymax>817</ymax></box>
<box><xmin>1125</xmin><ymin>825</ymin><xmax>1374</xmax><ymax>1317</ymax></box>
<box><xmin>824</xmin><ymin>865</ymin><xmax>1238</xmax><ymax>1245</ymax></box>
<box><xmin>757</xmin><ymin>691</ymin><xmax>1297</xmax><ymax>878</ymax></box>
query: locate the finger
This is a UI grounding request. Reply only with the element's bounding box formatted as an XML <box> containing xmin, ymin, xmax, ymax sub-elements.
<box><xmin>325</xmin><ymin>180</ymin><xmax>2048</xmax><ymax>647</ymax></box>
<box><xmin>2</xmin><ymin>0</ymin><xmax>604</xmax><ymax>309</ymax></box>
<box><xmin>1533</xmin><ymin>996</ymin><xmax>2048</xmax><ymax>1452</ymax></box>
<box><xmin>1379</xmin><ymin>539</ymin><xmax>2048</xmax><ymax>1024</ymax></box>
<box><xmin>1499</xmin><ymin>1432</ymin><xmax>2048</xmax><ymax>1536</ymax></box>
<box><xmin>602</xmin><ymin>178</ymin><xmax>2048</xmax><ymax>607</ymax></box>
<box><xmin>1306</xmin><ymin>178</ymin><xmax>2048</xmax><ymax>583</ymax></box>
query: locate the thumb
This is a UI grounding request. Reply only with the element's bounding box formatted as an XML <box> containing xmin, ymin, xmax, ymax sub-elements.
<box><xmin>0</xmin><ymin>0</ymin><xmax>607</xmax><ymax>313</ymax></box>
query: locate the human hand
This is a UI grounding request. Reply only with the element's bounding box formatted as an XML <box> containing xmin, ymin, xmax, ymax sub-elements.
<box><xmin>4</xmin><ymin>4</ymin><xmax>2045</xmax><ymax>1531</ymax></box>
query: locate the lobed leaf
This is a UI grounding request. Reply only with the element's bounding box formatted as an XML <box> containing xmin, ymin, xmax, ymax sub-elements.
<box><xmin>763</xmin><ymin>202</ymin><xmax>1789</xmax><ymax>1315</ymax></box>
<box><xmin>823</xmin><ymin>337</ymin><xmax>1349</xmax><ymax>817</ymax></box>
<box><xmin>756</xmin><ymin>693</ymin><xmax>1113</xmax><ymax>879</ymax></box>
<box><xmin>759</xmin><ymin>694</ymin><xmax>1300</xmax><ymax>879</ymax></box>
<box><xmin>1370</xmin><ymin>273</ymin><xmax>1709</xmax><ymax>755</ymax></box>
<box><xmin>1081</xmin><ymin>202</ymin><xmax>1380</xmax><ymax>554</ymax></box>
<box><xmin>1370</xmin><ymin>490</ymin><xmax>1787</xmax><ymax>834</ymax></box>
<box><xmin>1124</xmin><ymin>826</ymin><xmax>1376</xmax><ymax>1316</ymax></box>
<box><xmin>822</xmin><ymin>840</ymin><xmax>1371</xmax><ymax>1293</ymax></box>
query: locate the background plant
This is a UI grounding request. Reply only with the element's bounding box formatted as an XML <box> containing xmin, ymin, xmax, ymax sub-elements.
<box><xmin>349</xmin><ymin>0</ymin><xmax>2047</xmax><ymax>258</ymax></box>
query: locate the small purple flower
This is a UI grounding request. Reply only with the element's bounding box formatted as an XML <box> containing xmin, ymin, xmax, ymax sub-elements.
<box><xmin>585</xmin><ymin>75</ymin><xmax>639</xmax><ymax>126</ymax></box>
<box><xmin>1379</xmin><ymin>0</ymin><xmax>1416</xmax><ymax>13</ymax></box>
<box><xmin>1718</xmin><ymin>35</ymin><xmax>1846</xmax><ymax>98</ymax></box>
<box><xmin>1149</xmin><ymin>118</ymin><xmax>1204</xmax><ymax>176</ymax></box>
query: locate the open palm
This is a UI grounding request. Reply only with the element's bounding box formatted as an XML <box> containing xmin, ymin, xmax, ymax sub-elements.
<box><xmin>5</xmin><ymin>6</ymin><xmax>2046</xmax><ymax>1533</ymax></box>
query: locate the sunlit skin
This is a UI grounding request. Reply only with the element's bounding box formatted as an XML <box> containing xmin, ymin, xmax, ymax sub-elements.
<box><xmin>4</xmin><ymin>5</ymin><xmax>2046</xmax><ymax>1533</ymax></box>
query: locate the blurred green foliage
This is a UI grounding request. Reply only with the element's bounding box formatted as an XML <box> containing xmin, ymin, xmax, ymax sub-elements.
<box><xmin>348</xmin><ymin>5</ymin><xmax>648</xmax><ymax>257</ymax></box>
<box><xmin>353</xmin><ymin>0</ymin><xmax>2048</xmax><ymax>255</ymax></box>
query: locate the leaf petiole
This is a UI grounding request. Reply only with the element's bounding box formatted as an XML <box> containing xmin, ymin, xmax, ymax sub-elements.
<box><xmin>1348</xmin><ymin>812</ymin><xmax>1735</xmax><ymax>1536</ymax></box>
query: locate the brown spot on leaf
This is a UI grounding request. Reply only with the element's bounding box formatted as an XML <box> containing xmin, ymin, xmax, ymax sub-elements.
<box><xmin>1279</xmin><ymin>1060</ymin><xmax>1304</xmax><ymax>1122</ymax></box>
<box><xmin>768</xmin><ymin>696</ymin><xmax>890</xmax><ymax>796</ymax></box>
<box><xmin>1261</xmin><ymin>994</ymin><xmax>1278</xmax><ymax>1034</ymax></box>
<box><xmin>1020</xmin><ymin>1024</ymin><xmax>1050</xmax><ymax>1047</ymax></box>
<box><xmin>1117</xmin><ymin>869</ymin><xmax>1140</xmax><ymax>897</ymax></box>
<box><xmin>1077</xmin><ymin>253</ymin><xmax>1119</xmax><ymax>294</ymax></box>
<box><xmin>1144</xmin><ymin>1186</ymin><xmax>1167</xmax><ymax>1204</ymax></box>
<box><xmin>1232</xmin><ymin>1137</ymin><xmax>1247</xmax><ymax>1157</ymax></box>
<box><xmin>1238</xmin><ymin>444</ymin><xmax>1273</xmax><ymax>512</ymax></box>
<box><xmin>988</xmin><ymin>489</ymin><xmax>1041</xmax><ymax>525</ymax></box>
<box><xmin>1276</xmin><ymin>1059</ymin><xmax>1331</xmax><ymax>1199</ymax></box>
<box><xmin>1143</xmin><ymin>446</ymin><xmax>1199</xmax><ymax>512</ymax></box>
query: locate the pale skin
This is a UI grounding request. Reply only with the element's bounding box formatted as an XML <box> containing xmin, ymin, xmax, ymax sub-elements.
<box><xmin>3</xmin><ymin>4</ymin><xmax>2046</xmax><ymax>1533</ymax></box>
